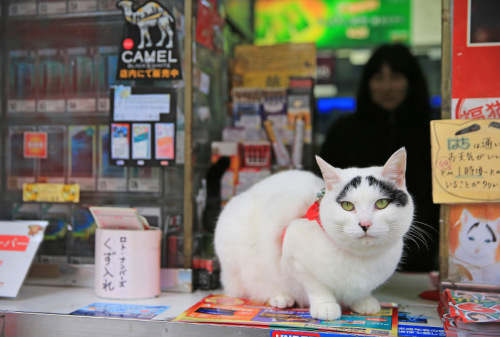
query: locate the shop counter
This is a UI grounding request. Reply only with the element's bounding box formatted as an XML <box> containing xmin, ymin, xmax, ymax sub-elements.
<box><xmin>0</xmin><ymin>272</ymin><xmax>438</xmax><ymax>337</ymax></box>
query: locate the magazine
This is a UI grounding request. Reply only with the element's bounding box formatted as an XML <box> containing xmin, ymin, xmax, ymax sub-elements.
<box><xmin>173</xmin><ymin>294</ymin><xmax>399</xmax><ymax>336</ymax></box>
<box><xmin>440</xmin><ymin>289</ymin><xmax>500</xmax><ymax>335</ymax></box>
<box><xmin>397</xmin><ymin>303</ymin><xmax>445</xmax><ymax>336</ymax></box>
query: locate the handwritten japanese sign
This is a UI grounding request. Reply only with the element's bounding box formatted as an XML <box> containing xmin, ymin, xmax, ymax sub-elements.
<box><xmin>94</xmin><ymin>228</ymin><xmax>161</xmax><ymax>299</ymax></box>
<box><xmin>0</xmin><ymin>221</ymin><xmax>48</xmax><ymax>298</ymax></box>
<box><xmin>431</xmin><ymin>119</ymin><xmax>500</xmax><ymax>203</ymax></box>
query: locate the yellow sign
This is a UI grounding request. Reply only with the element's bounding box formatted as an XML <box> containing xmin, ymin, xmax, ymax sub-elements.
<box><xmin>23</xmin><ymin>184</ymin><xmax>80</xmax><ymax>203</ymax></box>
<box><xmin>234</xmin><ymin>43</ymin><xmax>316</xmax><ymax>88</ymax></box>
<box><xmin>431</xmin><ymin>119</ymin><xmax>500</xmax><ymax>203</ymax></box>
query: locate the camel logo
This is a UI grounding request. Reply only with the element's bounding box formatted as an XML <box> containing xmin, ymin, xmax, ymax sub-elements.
<box><xmin>116</xmin><ymin>0</ymin><xmax>182</xmax><ymax>81</ymax></box>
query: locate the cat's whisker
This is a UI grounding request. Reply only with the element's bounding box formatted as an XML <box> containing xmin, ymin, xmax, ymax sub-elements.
<box><xmin>410</xmin><ymin>221</ymin><xmax>435</xmax><ymax>241</ymax></box>
<box><xmin>404</xmin><ymin>227</ymin><xmax>430</xmax><ymax>250</ymax></box>
<box><xmin>404</xmin><ymin>233</ymin><xmax>422</xmax><ymax>250</ymax></box>
<box><xmin>412</xmin><ymin>220</ymin><xmax>439</xmax><ymax>233</ymax></box>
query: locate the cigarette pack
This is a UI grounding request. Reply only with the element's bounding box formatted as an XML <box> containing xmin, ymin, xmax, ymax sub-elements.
<box><xmin>97</xmin><ymin>125</ymin><xmax>127</xmax><ymax>192</ymax></box>
<box><xmin>128</xmin><ymin>167</ymin><xmax>161</xmax><ymax>193</ymax></box>
<box><xmin>69</xmin><ymin>205</ymin><xmax>96</xmax><ymax>264</ymax></box>
<box><xmin>37</xmin><ymin>48</ymin><xmax>66</xmax><ymax>113</ymax></box>
<box><xmin>67</xmin><ymin>47</ymin><xmax>97</xmax><ymax>114</ymax></box>
<box><xmin>37</xmin><ymin>125</ymin><xmax>66</xmax><ymax>183</ymax></box>
<box><xmin>7</xmin><ymin>126</ymin><xmax>37</xmax><ymax>190</ymax></box>
<box><xmin>67</xmin><ymin>125</ymin><xmax>96</xmax><ymax>191</ymax></box>
<box><xmin>7</xmin><ymin>49</ymin><xmax>36</xmax><ymax>113</ymax></box>
<box><xmin>97</xmin><ymin>46</ymin><xmax>120</xmax><ymax>112</ymax></box>
<box><xmin>40</xmin><ymin>204</ymin><xmax>70</xmax><ymax>263</ymax></box>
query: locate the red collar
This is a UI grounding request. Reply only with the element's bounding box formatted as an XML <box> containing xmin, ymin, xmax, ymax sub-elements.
<box><xmin>302</xmin><ymin>200</ymin><xmax>325</xmax><ymax>231</ymax></box>
<box><xmin>282</xmin><ymin>189</ymin><xmax>326</xmax><ymax>248</ymax></box>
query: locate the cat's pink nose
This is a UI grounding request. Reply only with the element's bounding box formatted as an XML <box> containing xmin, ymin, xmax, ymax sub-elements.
<box><xmin>359</xmin><ymin>221</ymin><xmax>372</xmax><ymax>232</ymax></box>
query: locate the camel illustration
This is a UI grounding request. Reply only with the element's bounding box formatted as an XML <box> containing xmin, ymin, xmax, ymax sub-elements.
<box><xmin>117</xmin><ymin>0</ymin><xmax>175</xmax><ymax>49</ymax></box>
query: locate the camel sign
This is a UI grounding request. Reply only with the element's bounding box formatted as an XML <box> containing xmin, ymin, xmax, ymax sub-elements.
<box><xmin>116</xmin><ymin>0</ymin><xmax>182</xmax><ymax>81</ymax></box>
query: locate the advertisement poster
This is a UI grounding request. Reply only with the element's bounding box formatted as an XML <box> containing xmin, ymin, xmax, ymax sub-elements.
<box><xmin>116</xmin><ymin>0</ymin><xmax>182</xmax><ymax>81</ymax></box>
<box><xmin>254</xmin><ymin>0</ymin><xmax>411</xmax><ymax>49</ymax></box>
<box><xmin>155</xmin><ymin>123</ymin><xmax>175</xmax><ymax>159</ymax></box>
<box><xmin>132</xmin><ymin>123</ymin><xmax>152</xmax><ymax>160</ymax></box>
<box><xmin>0</xmin><ymin>221</ymin><xmax>49</xmax><ymax>298</ymax></box>
<box><xmin>110</xmin><ymin>86</ymin><xmax>176</xmax><ymax>166</ymax></box>
<box><xmin>234</xmin><ymin>43</ymin><xmax>316</xmax><ymax>88</ymax></box>
<box><xmin>452</xmin><ymin>0</ymin><xmax>500</xmax><ymax>119</ymax></box>
<box><xmin>447</xmin><ymin>203</ymin><xmax>500</xmax><ymax>285</ymax></box>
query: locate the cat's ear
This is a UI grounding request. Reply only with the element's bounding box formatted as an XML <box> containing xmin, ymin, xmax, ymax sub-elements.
<box><xmin>461</xmin><ymin>209</ymin><xmax>472</xmax><ymax>223</ymax></box>
<box><xmin>315</xmin><ymin>156</ymin><xmax>342</xmax><ymax>191</ymax></box>
<box><xmin>381</xmin><ymin>147</ymin><xmax>407</xmax><ymax>188</ymax></box>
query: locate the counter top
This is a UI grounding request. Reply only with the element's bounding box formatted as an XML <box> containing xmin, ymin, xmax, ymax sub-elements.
<box><xmin>0</xmin><ymin>271</ymin><xmax>439</xmax><ymax>336</ymax></box>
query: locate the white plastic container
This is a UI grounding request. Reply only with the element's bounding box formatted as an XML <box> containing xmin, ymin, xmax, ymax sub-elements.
<box><xmin>94</xmin><ymin>228</ymin><xmax>161</xmax><ymax>299</ymax></box>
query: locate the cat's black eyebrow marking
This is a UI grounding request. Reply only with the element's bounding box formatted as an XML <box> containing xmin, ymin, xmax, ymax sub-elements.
<box><xmin>486</xmin><ymin>224</ymin><xmax>497</xmax><ymax>242</ymax></box>
<box><xmin>366</xmin><ymin>176</ymin><xmax>408</xmax><ymax>207</ymax></box>
<box><xmin>336</xmin><ymin>176</ymin><xmax>361</xmax><ymax>202</ymax></box>
<box><xmin>468</xmin><ymin>222</ymin><xmax>497</xmax><ymax>242</ymax></box>
<box><xmin>467</xmin><ymin>222</ymin><xmax>480</xmax><ymax>234</ymax></box>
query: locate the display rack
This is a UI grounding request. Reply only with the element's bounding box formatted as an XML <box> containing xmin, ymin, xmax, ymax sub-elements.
<box><xmin>0</xmin><ymin>0</ymin><xmax>235</xmax><ymax>276</ymax></box>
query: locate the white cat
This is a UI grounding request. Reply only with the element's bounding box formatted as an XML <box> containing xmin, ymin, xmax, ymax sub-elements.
<box><xmin>214</xmin><ymin>148</ymin><xmax>414</xmax><ymax>320</ymax></box>
<box><xmin>451</xmin><ymin>209</ymin><xmax>500</xmax><ymax>282</ymax></box>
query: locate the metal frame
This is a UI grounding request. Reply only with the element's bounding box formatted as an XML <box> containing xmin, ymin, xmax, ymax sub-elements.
<box><xmin>1</xmin><ymin>311</ymin><xmax>276</xmax><ymax>337</ymax></box>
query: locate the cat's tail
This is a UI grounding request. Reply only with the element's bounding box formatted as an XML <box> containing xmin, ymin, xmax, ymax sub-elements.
<box><xmin>203</xmin><ymin>156</ymin><xmax>231</xmax><ymax>233</ymax></box>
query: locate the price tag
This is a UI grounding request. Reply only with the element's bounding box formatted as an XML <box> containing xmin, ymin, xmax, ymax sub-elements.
<box><xmin>38</xmin><ymin>1</ymin><xmax>67</xmax><ymax>15</ymax></box>
<box><xmin>37</xmin><ymin>99</ymin><xmax>66</xmax><ymax>113</ymax></box>
<box><xmin>68</xmin><ymin>0</ymin><xmax>97</xmax><ymax>13</ymax></box>
<box><xmin>8</xmin><ymin>100</ymin><xmax>36</xmax><ymax>113</ymax></box>
<box><xmin>98</xmin><ymin>98</ymin><xmax>110</xmax><ymax>112</ymax></box>
<box><xmin>9</xmin><ymin>2</ymin><xmax>37</xmax><ymax>16</ymax></box>
<box><xmin>67</xmin><ymin>98</ymin><xmax>97</xmax><ymax>113</ymax></box>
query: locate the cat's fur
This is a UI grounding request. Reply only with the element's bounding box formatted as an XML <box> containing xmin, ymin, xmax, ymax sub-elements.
<box><xmin>214</xmin><ymin>148</ymin><xmax>414</xmax><ymax>320</ymax></box>
<box><xmin>451</xmin><ymin>209</ymin><xmax>500</xmax><ymax>282</ymax></box>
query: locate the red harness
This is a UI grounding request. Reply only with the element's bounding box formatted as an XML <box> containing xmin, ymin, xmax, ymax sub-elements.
<box><xmin>281</xmin><ymin>191</ymin><xmax>326</xmax><ymax>248</ymax></box>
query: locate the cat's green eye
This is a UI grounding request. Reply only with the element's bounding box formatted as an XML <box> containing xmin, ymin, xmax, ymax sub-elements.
<box><xmin>375</xmin><ymin>199</ymin><xmax>390</xmax><ymax>210</ymax></box>
<box><xmin>341</xmin><ymin>201</ymin><xmax>355</xmax><ymax>211</ymax></box>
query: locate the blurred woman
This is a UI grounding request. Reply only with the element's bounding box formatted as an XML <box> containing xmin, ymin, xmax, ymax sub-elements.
<box><xmin>319</xmin><ymin>43</ymin><xmax>439</xmax><ymax>272</ymax></box>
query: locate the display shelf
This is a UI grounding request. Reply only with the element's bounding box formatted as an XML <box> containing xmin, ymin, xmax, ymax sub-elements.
<box><xmin>0</xmin><ymin>272</ymin><xmax>439</xmax><ymax>337</ymax></box>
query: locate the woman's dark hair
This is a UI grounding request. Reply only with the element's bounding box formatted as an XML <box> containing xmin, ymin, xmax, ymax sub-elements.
<box><xmin>356</xmin><ymin>43</ymin><xmax>431</xmax><ymax>125</ymax></box>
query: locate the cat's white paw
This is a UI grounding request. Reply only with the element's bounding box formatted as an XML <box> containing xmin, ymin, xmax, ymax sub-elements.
<box><xmin>352</xmin><ymin>296</ymin><xmax>381</xmax><ymax>314</ymax></box>
<box><xmin>269</xmin><ymin>294</ymin><xmax>295</xmax><ymax>308</ymax></box>
<box><xmin>310</xmin><ymin>302</ymin><xmax>341</xmax><ymax>321</ymax></box>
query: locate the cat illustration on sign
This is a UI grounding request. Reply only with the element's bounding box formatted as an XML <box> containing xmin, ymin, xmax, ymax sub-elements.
<box><xmin>449</xmin><ymin>205</ymin><xmax>500</xmax><ymax>283</ymax></box>
<box><xmin>117</xmin><ymin>0</ymin><xmax>175</xmax><ymax>49</ymax></box>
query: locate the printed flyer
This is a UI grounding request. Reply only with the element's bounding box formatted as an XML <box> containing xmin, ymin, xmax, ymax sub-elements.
<box><xmin>173</xmin><ymin>295</ymin><xmax>399</xmax><ymax>336</ymax></box>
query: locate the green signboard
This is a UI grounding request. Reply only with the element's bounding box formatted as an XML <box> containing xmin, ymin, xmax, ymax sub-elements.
<box><xmin>255</xmin><ymin>0</ymin><xmax>411</xmax><ymax>49</ymax></box>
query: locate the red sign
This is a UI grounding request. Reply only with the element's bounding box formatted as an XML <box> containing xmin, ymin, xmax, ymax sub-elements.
<box><xmin>0</xmin><ymin>235</ymin><xmax>30</xmax><ymax>252</ymax></box>
<box><xmin>452</xmin><ymin>0</ymin><xmax>500</xmax><ymax>99</ymax></box>
<box><xmin>24</xmin><ymin>132</ymin><xmax>47</xmax><ymax>158</ymax></box>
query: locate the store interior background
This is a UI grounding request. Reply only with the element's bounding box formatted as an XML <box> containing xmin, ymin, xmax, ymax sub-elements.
<box><xmin>0</xmin><ymin>0</ymin><xmax>442</xmax><ymax>281</ymax></box>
